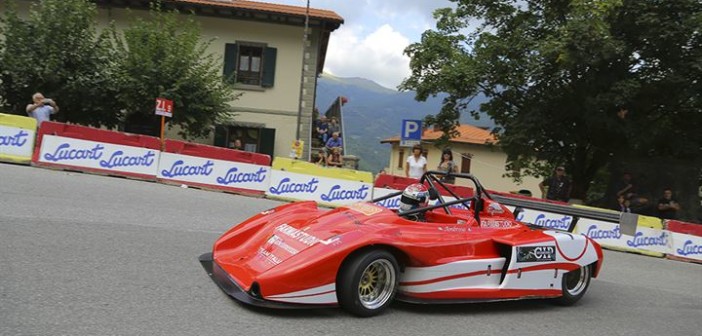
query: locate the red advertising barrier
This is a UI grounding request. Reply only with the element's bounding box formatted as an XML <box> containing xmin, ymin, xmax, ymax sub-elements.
<box><xmin>32</xmin><ymin>122</ymin><xmax>161</xmax><ymax>180</ymax></box>
<box><xmin>158</xmin><ymin>140</ymin><xmax>271</xmax><ymax>196</ymax></box>
<box><xmin>32</xmin><ymin>122</ymin><xmax>160</xmax><ymax>161</ymax></box>
<box><xmin>666</xmin><ymin>220</ymin><xmax>702</xmax><ymax>264</ymax></box>
<box><xmin>666</xmin><ymin>220</ymin><xmax>702</xmax><ymax>236</ymax></box>
<box><xmin>164</xmin><ymin>140</ymin><xmax>270</xmax><ymax>166</ymax></box>
<box><xmin>374</xmin><ymin>174</ymin><xmax>474</xmax><ymax>198</ymax></box>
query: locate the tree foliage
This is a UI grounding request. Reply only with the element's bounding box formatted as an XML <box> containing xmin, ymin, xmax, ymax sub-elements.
<box><xmin>401</xmin><ymin>0</ymin><xmax>702</xmax><ymax>200</ymax></box>
<box><xmin>0</xmin><ymin>0</ymin><xmax>122</xmax><ymax>127</ymax></box>
<box><xmin>112</xmin><ymin>3</ymin><xmax>238</xmax><ymax>139</ymax></box>
<box><xmin>0</xmin><ymin>0</ymin><xmax>238</xmax><ymax>139</ymax></box>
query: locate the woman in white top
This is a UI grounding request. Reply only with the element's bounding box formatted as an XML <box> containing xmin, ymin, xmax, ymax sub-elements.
<box><xmin>405</xmin><ymin>144</ymin><xmax>427</xmax><ymax>179</ymax></box>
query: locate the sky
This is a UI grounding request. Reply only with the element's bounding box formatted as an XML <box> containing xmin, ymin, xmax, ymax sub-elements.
<box><xmin>272</xmin><ymin>0</ymin><xmax>455</xmax><ymax>90</ymax></box>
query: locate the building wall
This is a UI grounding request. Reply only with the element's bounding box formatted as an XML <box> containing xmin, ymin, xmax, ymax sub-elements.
<box><xmin>386</xmin><ymin>142</ymin><xmax>542</xmax><ymax>195</ymax></box>
<box><xmin>95</xmin><ymin>6</ymin><xmax>316</xmax><ymax>158</ymax></box>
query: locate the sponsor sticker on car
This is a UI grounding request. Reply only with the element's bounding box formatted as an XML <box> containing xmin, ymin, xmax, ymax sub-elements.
<box><xmin>517</xmin><ymin>245</ymin><xmax>556</xmax><ymax>262</ymax></box>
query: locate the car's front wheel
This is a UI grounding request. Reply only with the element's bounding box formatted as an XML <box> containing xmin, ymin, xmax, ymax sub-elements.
<box><xmin>554</xmin><ymin>265</ymin><xmax>592</xmax><ymax>306</ymax></box>
<box><xmin>337</xmin><ymin>250</ymin><xmax>399</xmax><ymax>317</ymax></box>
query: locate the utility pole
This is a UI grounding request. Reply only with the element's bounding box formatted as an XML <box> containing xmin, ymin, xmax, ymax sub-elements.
<box><xmin>295</xmin><ymin>0</ymin><xmax>311</xmax><ymax>147</ymax></box>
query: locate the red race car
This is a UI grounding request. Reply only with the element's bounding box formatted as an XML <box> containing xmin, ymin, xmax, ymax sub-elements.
<box><xmin>200</xmin><ymin>171</ymin><xmax>603</xmax><ymax>317</ymax></box>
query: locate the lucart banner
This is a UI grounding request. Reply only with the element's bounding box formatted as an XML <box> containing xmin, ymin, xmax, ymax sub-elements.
<box><xmin>668</xmin><ymin>231</ymin><xmax>702</xmax><ymax>262</ymax></box>
<box><xmin>267</xmin><ymin>169</ymin><xmax>372</xmax><ymax>207</ymax></box>
<box><xmin>0</xmin><ymin>124</ymin><xmax>35</xmax><ymax>160</ymax></box>
<box><xmin>514</xmin><ymin>208</ymin><xmax>574</xmax><ymax>231</ymax></box>
<box><xmin>575</xmin><ymin>218</ymin><xmax>668</xmax><ymax>256</ymax></box>
<box><xmin>38</xmin><ymin>135</ymin><xmax>159</xmax><ymax>177</ymax></box>
<box><xmin>157</xmin><ymin>152</ymin><xmax>270</xmax><ymax>193</ymax></box>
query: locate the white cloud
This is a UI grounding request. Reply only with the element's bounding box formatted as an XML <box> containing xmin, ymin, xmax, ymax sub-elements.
<box><xmin>324</xmin><ymin>24</ymin><xmax>411</xmax><ymax>90</ymax></box>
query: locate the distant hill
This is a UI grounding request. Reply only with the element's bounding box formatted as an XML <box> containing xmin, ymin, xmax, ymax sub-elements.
<box><xmin>315</xmin><ymin>73</ymin><xmax>494</xmax><ymax>173</ymax></box>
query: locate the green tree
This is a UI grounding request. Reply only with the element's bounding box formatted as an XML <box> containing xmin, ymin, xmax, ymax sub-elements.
<box><xmin>113</xmin><ymin>4</ymin><xmax>238</xmax><ymax>139</ymax></box>
<box><xmin>0</xmin><ymin>0</ymin><xmax>122</xmax><ymax>127</ymax></box>
<box><xmin>401</xmin><ymin>0</ymin><xmax>702</xmax><ymax>200</ymax></box>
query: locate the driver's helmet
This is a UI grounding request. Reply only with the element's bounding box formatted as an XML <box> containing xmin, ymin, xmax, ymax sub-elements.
<box><xmin>399</xmin><ymin>183</ymin><xmax>429</xmax><ymax>212</ymax></box>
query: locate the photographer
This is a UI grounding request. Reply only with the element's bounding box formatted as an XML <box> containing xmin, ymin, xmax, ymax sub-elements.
<box><xmin>26</xmin><ymin>92</ymin><xmax>59</xmax><ymax>126</ymax></box>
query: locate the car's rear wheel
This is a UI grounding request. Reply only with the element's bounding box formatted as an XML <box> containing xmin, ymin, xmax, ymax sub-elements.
<box><xmin>554</xmin><ymin>265</ymin><xmax>591</xmax><ymax>306</ymax></box>
<box><xmin>337</xmin><ymin>250</ymin><xmax>399</xmax><ymax>317</ymax></box>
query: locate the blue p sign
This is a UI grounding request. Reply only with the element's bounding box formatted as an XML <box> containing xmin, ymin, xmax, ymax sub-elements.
<box><xmin>402</xmin><ymin>120</ymin><xmax>422</xmax><ymax>140</ymax></box>
<box><xmin>401</xmin><ymin>120</ymin><xmax>422</xmax><ymax>147</ymax></box>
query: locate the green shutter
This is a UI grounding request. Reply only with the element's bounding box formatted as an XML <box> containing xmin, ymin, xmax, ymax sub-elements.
<box><xmin>223</xmin><ymin>43</ymin><xmax>238</xmax><ymax>83</ymax></box>
<box><xmin>259</xmin><ymin>128</ymin><xmax>276</xmax><ymax>157</ymax></box>
<box><xmin>261</xmin><ymin>47</ymin><xmax>277</xmax><ymax>88</ymax></box>
<box><xmin>214</xmin><ymin>125</ymin><xmax>229</xmax><ymax>147</ymax></box>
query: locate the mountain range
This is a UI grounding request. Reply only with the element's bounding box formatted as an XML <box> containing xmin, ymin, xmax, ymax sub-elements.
<box><xmin>315</xmin><ymin>73</ymin><xmax>494</xmax><ymax>173</ymax></box>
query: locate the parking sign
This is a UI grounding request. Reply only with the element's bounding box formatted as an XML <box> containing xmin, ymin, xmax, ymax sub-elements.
<box><xmin>400</xmin><ymin>120</ymin><xmax>422</xmax><ymax>147</ymax></box>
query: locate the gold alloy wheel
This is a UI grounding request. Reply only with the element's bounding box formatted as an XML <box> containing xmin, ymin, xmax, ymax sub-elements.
<box><xmin>357</xmin><ymin>259</ymin><xmax>396</xmax><ymax>310</ymax></box>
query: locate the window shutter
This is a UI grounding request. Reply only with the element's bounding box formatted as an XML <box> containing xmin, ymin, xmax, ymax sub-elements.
<box><xmin>261</xmin><ymin>47</ymin><xmax>277</xmax><ymax>88</ymax></box>
<box><xmin>259</xmin><ymin>128</ymin><xmax>276</xmax><ymax>157</ymax></box>
<box><xmin>223</xmin><ymin>43</ymin><xmax>238</xmax><ymax>83</ymax></box>
<box><xmin>214</xmin><ymin>125</ymin><xmax>229</xmax><ymax>147</ymax></box>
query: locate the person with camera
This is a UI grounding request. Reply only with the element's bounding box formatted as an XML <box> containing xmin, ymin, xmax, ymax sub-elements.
<box><xmin>26</xmin><ymin>92</ymin><xmax>59</xmax><ymax>126</ymax></box>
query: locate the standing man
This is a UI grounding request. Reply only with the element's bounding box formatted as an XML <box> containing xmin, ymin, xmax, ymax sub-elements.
<box><xmin>657</xmin><ymin>188</ymin><xmax>681</xmax><ymax>220</ymax></box>
<box><xmin>539</xmin><ymin>166</ymin><xmax>572</xmax><ymax>202</ymax></box>
<box><xmin>26</xmin><ymin>92</ymin><xmax>59</xmax><ymax>126</ymax></box>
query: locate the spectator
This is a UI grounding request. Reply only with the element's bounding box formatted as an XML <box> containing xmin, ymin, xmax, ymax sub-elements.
<box><xmin>230</xmin><ymin>139</ymin><xmax>243</xmax><ymax>150</ymax></box>
<box><xmin>615</xmin><ymin>172</ymin><xmax>648</xmax><ymax>213</ymax></box>
<box><xmin>328</xmin><ymin>117</ymin><xmax>340</xmax><ymax>136</ymax></box>
<box><xmin>613</xmin><ymin>194</ymin><xmax>632</xmax><ymax>213</ymax></box>
<box><xmin>326</xmin><ymin>147</ymin><xmax>343</xmax><ymax>167</ymax></box>
<box><xmin>657</xmin><ymin>188</ymin><xmax>681</xmax><ymax>220</ymax></box>
<box><xmin>314</xmin><ymin>149</ymin><xmax>326</xmax><ymax>166</ymax></box>
<box><xmin>437</xmin><ymin>148</ymin><xmax>457</xmax><ymax>184</ymax></box>
<box><xmin>26</xmin><ymin>92</ymin><xmax>59</xmax><ymax>126</ymax></box>
<box><xmin>325</xmin><ymin>132</ymin><xmax>343</xmax><ymax>153</ymax></box>
<box><xmin>539</xmin><ymin>166</ymin><xmax>572</xmax><ymax>202</ymax></box>
<box><xmin>316</xmin><ymin>116</ymin><xmax>329</xmax><ymax>143</ymax></box>
<box><xmin>405</xmin><ymin>144</ymin><xmax>427</xmax><ymax>179</ymax></box>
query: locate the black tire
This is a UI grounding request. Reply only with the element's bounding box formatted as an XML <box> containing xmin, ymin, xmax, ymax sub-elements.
<box><xmin>554</xmin><ymin>265</ymin><xmax>592</xmax><ymax>306</ymax></box>
<box><xmin>337</xmin><ymin>250</ymin><xmax>399</xmax><ymax>317</ymax></box>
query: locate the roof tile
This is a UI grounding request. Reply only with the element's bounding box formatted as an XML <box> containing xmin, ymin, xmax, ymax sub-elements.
<box><xmin>381</xmin><ymin>124</ymin><xmax>497</xmax><ymax>145</ymax></box>
<box><xmin>175</xmin><ymin>0</ymin><xmax>344</xmax><ymax>22</ymax></box>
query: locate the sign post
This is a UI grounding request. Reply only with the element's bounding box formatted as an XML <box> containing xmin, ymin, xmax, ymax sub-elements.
<box><xmin>155</xmin><ymin>98</ymin><xmax>173</xmax><ymax>150</ymax></box>
<box><xmin>400</xmin><ymin>119</ymin><xmax>422</xmax><ymax>147</ymax></box>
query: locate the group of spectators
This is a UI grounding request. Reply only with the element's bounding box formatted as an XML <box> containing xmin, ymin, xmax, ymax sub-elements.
<box><xmin>312</xmin><ymin>114</ymin><xmax>344</xmax><ymax>168</ymax></box>
<box><xmin>404</xmin><ymin>144</ymin><xmax>458</xmax><ymax>182</ymax></box>
<box><xmin>538</xmin><ymin>167</ymin><xmax>684</xmax><ymax>220</ymax></box>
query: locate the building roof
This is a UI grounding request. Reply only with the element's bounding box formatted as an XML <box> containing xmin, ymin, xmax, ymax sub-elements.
<box><xmin>381</xmin><ymin>124</ymin><xmax>497</xmax><ymax>146</ymax></box>
<box><xmin>175</xmin><ymin>0</ymin><xmax>344</xmax><ymax>23</ymax></box>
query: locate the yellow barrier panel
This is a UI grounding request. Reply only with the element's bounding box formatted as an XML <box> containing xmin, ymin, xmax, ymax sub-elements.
<box><xmin>271</xmin><ymin>157</ymin><xmax>373</xmax><ymax>183</ymax></box>
<box><xmin>0</xmin><ymin>113</ymin><xmax>37</xmax><ymax>164</ymax></box>
<box><xmin>637</xmin><ymin>214</ymin><xmax>663</xmax><ymax>229</ymax></box>
<box><xmin>572</xmin><ymin>204</ymin><xmax>664</xmax><ymax>257</ymax></box>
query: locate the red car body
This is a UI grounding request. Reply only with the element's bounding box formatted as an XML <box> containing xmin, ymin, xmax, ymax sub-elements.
<box><xmin>200</xmin><ymin>172</ymin><xmax>603</xmax><ymax>316</ymax></box>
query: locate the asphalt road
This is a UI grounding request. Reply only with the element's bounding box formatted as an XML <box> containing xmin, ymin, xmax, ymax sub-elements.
<box><xmin>1</xmin><ymin>163</ymin><xmax>701</xmax><ymax>336</ymax></box>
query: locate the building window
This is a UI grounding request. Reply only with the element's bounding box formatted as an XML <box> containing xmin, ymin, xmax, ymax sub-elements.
<box><xmin>460</xmin><ymin>153</ymin><xmax>473</xmax><ymax>173</ymax></box>
<box><xmin>397</xmin><ymin>149</ymin><xmax>404</xmax><ymax>169</ymax></box>
<box><xmin>223</xmin><ymin>42</ymin><xmax>277</xmax><ymax>88</ymax></box>
<box><xmin>213</xmin><ymin>125</ymin><xmax>276</xmax><ymax>157</ymax></box>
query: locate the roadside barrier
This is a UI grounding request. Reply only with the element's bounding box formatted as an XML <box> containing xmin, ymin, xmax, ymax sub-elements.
<box><xmin>6</xmin><ymin>120</ymin><xmax>700</xmax><ymax>264</ymax></box>
<box><xmin>158</xmin><ymin>140</ymin><xmax>271</xmax><ymax>195</ymax></box>
<box><xmin>0</xmin><ymin>113</ymin><xmax>37</xmax><ymax>164</ymax></box>
<box><xmin>572</xmin><ymin>206</ymin><xmax>666</xmax><ymax>258</ymax></box>
<box><xmin>266</xmin><ymin>157</ymin><xmax>373</xmax><ymax>207</ymax></box>
<box><xmin>32</xmin><ymin>122</ymin><xmax>161</xmax><ymax>180</ymax></box>
<box><xmin>666</xmin><ymin>220</ymin><xmax>702</xmax><ymax>263</ymax></box>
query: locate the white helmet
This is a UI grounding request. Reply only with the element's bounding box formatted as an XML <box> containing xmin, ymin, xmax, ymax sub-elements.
<box><xmin>399</xmin><ymin>183</ymin><xmax>429</xmax><ymax>212</ymax></box>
